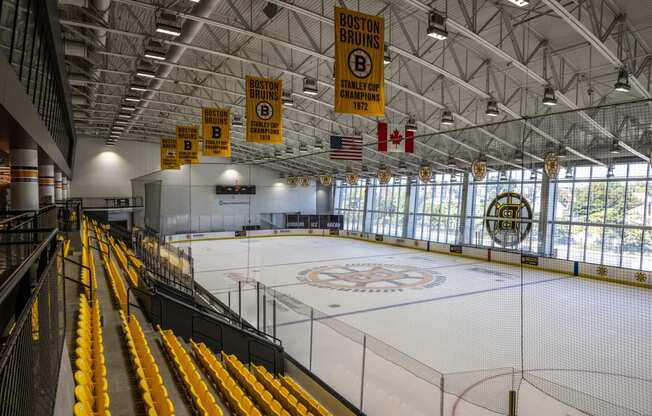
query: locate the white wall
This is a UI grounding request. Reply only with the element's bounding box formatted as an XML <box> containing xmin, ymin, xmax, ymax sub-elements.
<box><xmin>70</xmin><ymin>139</ymin><xmax>160</xmax><ymax>197</ymax></box>
<box><xmin>132</xmin><ymin>158</ymin><xmax>317</xmax><ymax>234</ymax></box>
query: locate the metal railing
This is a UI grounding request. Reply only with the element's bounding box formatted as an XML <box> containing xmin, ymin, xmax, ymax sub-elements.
<box><xmin>0</xmin><ymin>228</ymin><xmax>63</xmax><ymax>416</ymax></box>
<box><xmin>80</xmin><ymin>197</ymin><xmax>144</xmax><ymax>209</ymax></box>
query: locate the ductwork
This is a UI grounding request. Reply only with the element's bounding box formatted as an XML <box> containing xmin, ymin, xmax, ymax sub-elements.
<box><xmin>132</xmin><ymin>0</ymin><xmax>224</xmax><ymax>125</ymax></box>
<box><xmin>64</xmin><ymin>40</ymin><xmax>88</xmax><ymax>58</ymax></box>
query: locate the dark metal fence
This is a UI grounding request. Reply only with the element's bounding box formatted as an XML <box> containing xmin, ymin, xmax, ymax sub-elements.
<box><xmin>0</xmin><ymin>229</ymin><xmax>63</xmax><ymax>416</ymax></box>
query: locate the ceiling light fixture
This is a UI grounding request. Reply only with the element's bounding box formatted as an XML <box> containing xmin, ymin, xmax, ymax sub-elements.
<box><xmin>314</xmin><ymin>139</ymin><xmax>324</xmax><ymax>150</ymax></box>
<box><xmin>118</xmin><ymin>113</ymin><xmax>131</xmax><ymax>119</ymax></box>
<box><xmin>232</xmin><ymin>114</ymin><xmax>244</xmax><ymax>127</ymax></box>
<box><xmin>299</xmin><ymin>142</ymin><xmax>309</xmax><ymax>153</ymax></box>
<box><xmin>441</xmin><ymin>110</ymin><xmax>454</xmax><ymax>126</ymax></box>
<box><xmin>124</xmin><ymin>96</ymin><xmax>141</xmax><ymax>102</ymax></box>
<box><xmin>607</xmin><ymin>164</ymin><xmax>615</xmax><ymax>178</ymax></box>
<box><xmin>121</xmin><ymin>105</ymin><xmax>136</xmax><ymax>111</ymax></box>
<box><xmin>614</xmin><ymin>68</ymin><xmax>631</xmax><ymax>92</ymax></box>
<box><xmin>427</xmin><ymin>11</ymin><xmax>448</xmax><ymax>40</ymax></box>
<box><xmin>565</xmin><ymin>166</ymin><xmax>574</xmax><ymax>179</ymax></box>
<box><xmin>384</xmin><ymin>43</ymin><xmax>392</xmax><ymax>65</ymax></box>
<box><xmin>303</xmin><ymin>77</ymin><xmax>318</xmax><ymax>95</ymax></box>
<box><xmin>136</xmin><ymin>69</ymin><xmax>156</xmax><ymax>78</ymax></box>
<box><xmin>130</xmin><ymin>85</ymin><xmax>147</xmax><ymax>92</ymax></box>
<box><xmin>115</xmin><ymin>120</ymin><xmax>128</xmax><ymax>125</ymax></box>
<box><xmin>144</xmin><ymin>50</ymin><xmax>166</xmax><ymax>61</ymax></box>
<box><xmin>405</xmin><ymin>115</ymin><xmax>417</xmax><ymax>133</ymax></box>
<box><xmin>506</xmin><ymin>0</ymin><xmax>529</xmax><ymax>6</ymax></box>
<box><xmin>485</xmin><ymin>99</ymin><xmax>499</xmax><ymax>117</ymax></box>
<box><xmin>610</xmin><ymin>139</ymin><xmax>621</xmax><ymax>154</ymax></box>
<box><xmin>542</xmin><ymin>86</ymin><xmax>558</xmax><ymax>106</ymax></box>
<box><xmin>282</xmin><ymin>90</ymin><xmax>294</xmax><ymax>106</ymax></box>
<box><xmin>530</xmin><ymin>170</ymin><xmax>537</xmax><ymax>180</ymax></box>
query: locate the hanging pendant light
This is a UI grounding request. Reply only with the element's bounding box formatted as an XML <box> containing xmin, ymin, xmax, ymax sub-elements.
<box><xmin>441</xmin><ymin>110</ymin><xmax>454</xmax><ymax>126</ymax></box>
<box><xmin>542</xmin><ymin>86</ymin><xmax>558</xmax><ymax>106</ymax></box>
<box><xmin>607</xmin><ymin>164</ymin><xmax>615</xmax><ymax>178</ymax></box>
<box><xmin>529</xmin><ymin>170</ymin><xmax>537</xmax><ymax>181</ymax></box>
<box><xmin>499</xmin><ymin>170</ymin><xmax>508</xmax><ymax>181</ymax></box>
<box><xmin>485</xmin><ymin>99</ymin><xmax>499</xmax><ymax>117</ymax></box>
<box><xmin>565</xmin><ymin>166</ymin><xmax>574</xmax><ymax>179</ymax></box>
<box><xmin>614</xmin><ymin>68</ymin><xmax>631</xmax><ymax>92</ymax></box>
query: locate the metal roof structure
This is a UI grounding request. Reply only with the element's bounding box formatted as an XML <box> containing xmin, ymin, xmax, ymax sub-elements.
<box><xmin>54</xmin><ymin>0</ymin><xmax>652</xmax><ymax>174</ymax></box>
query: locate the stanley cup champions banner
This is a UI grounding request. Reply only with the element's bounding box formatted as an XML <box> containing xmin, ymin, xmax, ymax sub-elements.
<box><xmin>202</xmin><ymin>108</ymin><xmax>231</xmax><ymax>157</ymax></box>
<box><xmin>160</xmin><ymin>138</ymin><xmax>180</xmax><ymax>169</ymax></box>
<box><xmin>245</xmin><ymin>76</ymin><xmax>283</xmax><ymax>144</ymax></box>
<box><xmin>334</xmin><ymin>7</ymin><xmax>384</xmax><ymax>116</ymax></box>
<box><xmin>176</xmin><ymin>125</ymin><xmax>199</xmax><ymax>164</ymax></box>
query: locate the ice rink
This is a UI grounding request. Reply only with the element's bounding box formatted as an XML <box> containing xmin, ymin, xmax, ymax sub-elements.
<box><xmin>182</xmin><ymin>236</ymin><xmax>652</xmax><ymax>416</ymax></box>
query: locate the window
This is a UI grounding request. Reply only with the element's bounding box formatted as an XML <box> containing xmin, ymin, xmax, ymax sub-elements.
<box><xmin>409</xmin><ymin>174</ymin><xmax>462</xmax><ymax>243</ymax></box>
<box><xmin>367</xmin><ymin>177</ymin><xmax>408</xmax><ymax>237</ymax></box>
<box><xmin>466</xmin><ymin>169</ymin><xmax>542</xmax><ymax>252</ymax></box>
<box><xmin>333</xmin><ymin>179</ymin><xmax>366</xmax><ymax>232</ymax></box>
<box><xmin>549</xmin><ymin>162</ymin><xmax>651</xmax><ymax>269</ymax></box>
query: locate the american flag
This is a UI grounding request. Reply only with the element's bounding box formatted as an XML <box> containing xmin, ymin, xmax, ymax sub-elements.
<box><xmin>329</xmin><ymin>135</ymin><xmax>363</xmax><ymax>161</ymax></box>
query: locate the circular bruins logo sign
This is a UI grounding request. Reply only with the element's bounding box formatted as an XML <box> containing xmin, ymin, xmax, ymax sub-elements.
<box><xmin>297</xmin><ymin>263</ymin><xmax>446</xmax><ymax>293</ymax></box>
<box><xmin>348</xmin><ymin>48</ymin><xmax>373</xmax><ymax>78</ymax></box>
<box><xmin>256</xmin><ymin>101</ymin><xmax>273</xmax><ymax>120</ymax></box>
<box><xmin>485</xmin><ymin>192</ymin><xmax>533</xmax><ymax>247</ymax></box>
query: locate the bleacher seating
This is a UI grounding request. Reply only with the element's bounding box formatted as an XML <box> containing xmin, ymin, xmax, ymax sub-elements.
<box><xmin>119</xmin><ymin>311</ymin><xmax>174</xmax><ymax>416</ymax></box>
<box><xmin>280</xmin><ymin>374</ymin><xmax>332</xmax><ymax>416</ymax></box>
<box><xmin>222</xmin><ymin>352</ymin><xmax>292</xmax><ymax>416</ymax></box>
<box><xmin>191</xmin><ymin>340</ymin><xmax>263</xmax><ymax>416</ymax></box>
<box><xmin>94</xmin><ymin>225</ymin><xmax>128</xmax><ymax>311</ymax></box>
<box><xmin>158</xmin><ymin>326</ymin><xmax>223</xmax><ymax>416</ymax></box>
<box><xmin>73</xmin><ymin>293</ymin><xmax>110</xmax><ymax>416</ymax></box>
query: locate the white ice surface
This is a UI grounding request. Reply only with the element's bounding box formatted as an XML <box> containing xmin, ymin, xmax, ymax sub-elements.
<box><xmin>185</xmin><ymin>236</ymin><xmax>651</xmax><ymax>416</ymax></box>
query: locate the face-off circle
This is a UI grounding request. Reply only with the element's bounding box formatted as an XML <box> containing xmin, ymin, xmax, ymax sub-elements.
<box><xmin>297</xmin><ymin>263</ymin><xmax>446</xmax><ymax>293</ymax></box>
<box><xmin>347</xmin><ymin>49</ymin><xmax>373</xmax><ymax>79</ymax></box>
<box><xmin>255</xmin><ymin>101</ymin><xmax>274</xmax><ymax>120</ymax></box>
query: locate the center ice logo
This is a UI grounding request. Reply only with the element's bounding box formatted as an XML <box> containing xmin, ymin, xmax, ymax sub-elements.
<box><xmin>297</xmin><ymin>263</ymin><xmax>446</xmax><ymax>293</ymax></box>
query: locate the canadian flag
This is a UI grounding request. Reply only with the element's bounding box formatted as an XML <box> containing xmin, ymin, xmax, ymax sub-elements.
<box><xmin>377</xmin><ymin>121</ymin><xmax>413</xmax><ymax>153</ymax></box>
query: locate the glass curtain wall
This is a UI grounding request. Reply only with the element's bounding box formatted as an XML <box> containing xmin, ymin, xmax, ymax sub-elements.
<box><xmin>467</xmin><ymin>168</ymin><xmax>543</xmax><ymax>252</ymax></box>
<box><xmin>333</xmin><ymin>178</ymin><xmax>366</xmax><ymax>232</ymax></box>
<box><xmin>409</xmin><ymin>173</ymin><xmax>463</xmax><ymax>243</ymax></box>
<box><xmin>366</xmin><ymin>177</ymin><xmax>408</xmax><ymax>237</ymax></box>
<box><xmin>549</xmin><ymin>161</ymin><xmax>652</xmax><ymax>270</ymax></box>
<box><xmin>332</xmin><ymin>160</ymin><xmax>652</xmax><ymax>271</ymax></box>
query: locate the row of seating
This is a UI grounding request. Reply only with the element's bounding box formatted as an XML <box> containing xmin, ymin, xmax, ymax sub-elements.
<box><xmin>119</xmin><ymin>311</ymin><xmax>175</xmax><ymax>416</ymax></box>
<box><xmin>279</xmin><ymin>375</ymin><xmax>332</xmax><ymax>416</ymax></box>
<box><xmin>109</xmin><ymin>236</ymin><xmax>139</xmax><ymax>288</ymax></box>
<box><xmin>95</xmin><ymin>224</ymin><xmax>128</xmax><ymax>311</ymax></box>
<box><xmin>74</xmin><ymin>293</ymin><xmax>111</xmax><ymax>416</ymax></box>
<box><xmin>158</xmin><ymin>326</ymin><xmax>223</xmax><ymax>416</ymax></box>
<box><xmin>222</xmin><ymin>352</ymin><xmax>292</xmax><ymax>416</ymax></box>
<box><xmin>191</xmin><ymin>340</ymin><xmax>263</xmax><ymax>416</ymax></box>
<box><xmin>254</xmin><ymin>366</ymin><xmax>331</xmax><ymax>416</ymax></box>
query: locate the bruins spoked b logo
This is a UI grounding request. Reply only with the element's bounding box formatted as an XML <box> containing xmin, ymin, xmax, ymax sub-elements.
<box><xmin>348</xmin><ymin>49</ymin><xmax>373</xmax><ymax>78</ymax></box>
<box><xmin>297</xmin><ymin>263</ymin><xmax>446</xmax><ymax>293</ymax></box>
<box><xmin>485</xmin><ymin>192</ymin><xmax>533</xmax><ymax>247</ymax></box>
<box><xmin>255</xmin><ymin>101</ymin><xmax>273</xmax><ymax>120</ymax></box>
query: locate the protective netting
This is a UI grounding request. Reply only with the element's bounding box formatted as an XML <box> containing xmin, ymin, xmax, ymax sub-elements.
<box><xmin>162</xmin><ymin>99</ymin><xmax>651</xmax><ymax>416</ymax></box>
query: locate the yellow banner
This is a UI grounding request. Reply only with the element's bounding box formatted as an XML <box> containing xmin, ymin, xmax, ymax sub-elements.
<box><xmin>334</xmin><ymin>7</ymin><xmax>384</xmax><ymax>116</ymax></box>
<box><xmin>176</xmin><ymin>125</ymin><xmax>199</xmax><ymax>164</ymax></box>
<box><xmin>245</xmin><ymin>76</ymin><xmax>283</xmax><ymax>144</ymax></box>
<box><xmin>202</xmin><ymin>107</ymin><xmax>231</xmax><ymax>157</ymax></box>
<box><xmin>160</xmin><ymin>138</ymin><xmax>180</xmax><ymax>169</ymax></box>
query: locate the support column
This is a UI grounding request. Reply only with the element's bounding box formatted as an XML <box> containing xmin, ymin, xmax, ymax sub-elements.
<box><xmin>62</xmin><ymin>176</ymin><xmax>68</xmax><ymax>201</ymax></box>
<box><xmin>38</xmin><ymin>163</ymin><xmax>55</xmax><ymax>205</ymax></box>
<box><xmin>458</xmin><ymin>173</ymin><xmax>470</xmax><ymax>244</ymax></box>
<box><xmin>10</xmin><ymin>148</ymin><xmax>39</xmax><ymax>210</ymax></box>
<box><xmin>54</xmin><ymin>170</ymin><xmax>62</xmax><ymax>202</ymax></box>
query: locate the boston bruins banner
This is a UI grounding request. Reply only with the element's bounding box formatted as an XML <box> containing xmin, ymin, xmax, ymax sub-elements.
<box><xmin>160</xmin><ymin>138</ymin><xmax>180</xmax><ymax>169</ymax></box>
<box><xmin>202</xmin><ymin>107</ymin><xmax>231</xmax><ymax>157</ymax></box>
<box><xmin>334</xmin><ymin>7</ymin><xmax>384</xmax><ymax>116</ymax></box>
<box><xmin>245</xmin><ymin>76</ymin><xmax>283</xmax><ymax>144</ymax></box>
<box><xmin>176</xmin><ymin>125</ymin><xmax>199</xmax><ymax>164</ymax></box>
